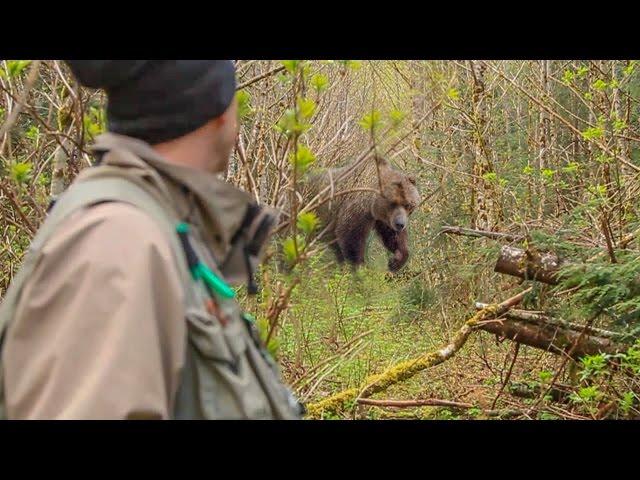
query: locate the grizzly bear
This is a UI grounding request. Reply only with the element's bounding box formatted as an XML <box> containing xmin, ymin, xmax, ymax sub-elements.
<box><xmin>305</xmin><ymin>154</ymin><xmax>421</xmax><ymax>272</ymax></box>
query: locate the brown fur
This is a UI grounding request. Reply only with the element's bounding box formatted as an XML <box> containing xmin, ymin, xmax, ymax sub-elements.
<box><xmin>305</xmin><ymin>155</ymin><xmax>421</xmax><ymax>271</ymax></box>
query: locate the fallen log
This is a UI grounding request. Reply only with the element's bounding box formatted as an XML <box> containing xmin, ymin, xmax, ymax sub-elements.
<box><xmin>474</xmin><ymin>314</ymin><xmax>625</xmax><ymax>358</ymax></box>
<box><xmin>474</xmin><ymin>304</ymin><xmax>627</xmax><ymax>341</ymax></box>
<box><xmin>494</xmin><ymin>245</ymin><xmax>565</xmax><ymax>285</ymax></box>
<box><xmin>304</xmin><ymin>287</ymin><xmax>532</xmax><ymax>419</ymax></box>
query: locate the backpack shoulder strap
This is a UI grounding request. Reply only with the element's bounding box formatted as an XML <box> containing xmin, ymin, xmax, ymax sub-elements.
<box><xmin>0</xmin><ymin>173</ymin><xmax>194</xmax><ymax>419</ymax></box>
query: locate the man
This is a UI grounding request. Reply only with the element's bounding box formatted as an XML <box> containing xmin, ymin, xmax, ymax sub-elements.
<box><xmin>0</xmin><ymin>60</ymin><xmax>303</xmax><ymax>420</ymax></box>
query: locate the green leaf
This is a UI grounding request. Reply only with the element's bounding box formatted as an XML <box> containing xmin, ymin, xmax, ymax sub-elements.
<box><xmin>562</xmin><ymin>161</ymin><xmax>580</xmax><ymax>174</ymax></box>
<box><xmin>538</xmin><ymin>370</ymin><xmax>552</xmax><ymax>382</ymax></box>
<box><xmin>10</xmin><ymin>161</ymin><xmax>33</xmax><ymax>184</ymax></box>
<box><xmin>613</xmin><ymin>118</ymin><xmax>627</xmax><ymax>133</ymax></box>
<box><xmin>577</xmin><ymin>386</ymin><xmax>601</xmax><ymax>402</ymax></box>
<box><xmin>3</xmin><ymin>60</ymin><xmax>31</xmax><ymax>79</ymax></box>
<box><xmin>301</xmin><ymin>62</ymin><xmax>313</xmax><ymax>79</ymax></box>
<box><xmin>346</xmin><ymin>60</ymin><xmax>362</xmax><ymax>71</ymax></box>
<box><xmin>281</xmin><ymin>60</ymin><xmax>301</xmax><ymax>74</ymax></box>
<box><xmin>592</xmin><ymin>79</ymin><xmax>608</xmax><ymax>91</ymax></box>
<box><xmin>587</xmin><ymin>183</ymin><xmax>607</xmax><ymax>198</ymax></box>
<box><xmin>541</xmin><ymin>168</ymin><xmax>556</xmax><ymax>180</ymax></box>
<box><xmin>310</xmin><ymin>73</ymin><xmax>329</xmax><ymax>93</ymax></box>
<box><xmin>388</xmin><ymin>108</ymin><xmax>406</xmax><ymax>127</ymax></box>
<box><xmin>358</xmin><ymin>110</ymin><xmax>382</xmax><ymax>132</ymax></box>
<box><xmin>289</xmin><ymin>144</ymin><xmax>316</xmax><ymax>174</ymax></box>
<box><xmin>623</xmin><ymin>61</ymin><xmax>636</xmax><ymax>76</ymax></box>
<box><xmin>297</xmin><ymin>98</ymin><xmax>316</xmax><ymax>119</ymax></box>
<box><xmin>447</xmin><ymin>87</ymin><xmax>460</xmax><ymax>100</ymax></box>
<box><xmin>297</xmin><ymin>212</ymin><xmax>319</xmax><ymax>235</ymax></box>
<box><xmin>619</xmin><ymin>391</ymin><xmax>636</xmax><ymax>414</ymax></box>
<box><xmin>236</xmin><ymin>90</ymin><xmax>252</xmax><ymax>118</ymax></box>
<box><xmin>595</xmin><ymin>153</ymin><xmax>613</xmax><ymax>164</ymax></box>
<box><xmin>25</xmin><ymin>125</ymin><xmax>40</xmax><ymax>141</ymax></box>
<box><xmin>482</xmin><ymin>172</ymin><xmax>497</xmax><ymax>183</ymax></box>
<box><xmin>562</xmin><ymin>70</ymin><xmax>575</xmax><ymax>85</ymax></box>
<box><xmin>275</xmin><ymin>109</ymin><xmax>311</xmax><ymax>137</ymax></box>
<box><xmin>282</xmin><ymin>235</ymin><xmax>306</xmax><ymax>265</ymax></box>
<box><xmin>522</xmin><ymin>165</ymin><xmax>534</xmax><ymax>175</ymax></box>
<box><xmin>581</xmin><ymin>126</ymin><xmax>604</xmax><ymax>140</ymax></box>
<box><xmin>576</xmin><ymin>66</ymin><xmax>589</xmax><ymax>78</ymax></box>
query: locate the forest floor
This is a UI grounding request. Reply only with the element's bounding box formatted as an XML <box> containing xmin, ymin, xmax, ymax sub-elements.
<box><xmin>260</xmin><ymin>229</ymin><xmax>566</xmax><ymax>420</ymax></box>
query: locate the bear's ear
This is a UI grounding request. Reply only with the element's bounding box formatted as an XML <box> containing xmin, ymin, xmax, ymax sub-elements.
<box><xmin>408</xmin><ymin>175</ymin><xmax>417</xmax><ymax>185</ymax></box>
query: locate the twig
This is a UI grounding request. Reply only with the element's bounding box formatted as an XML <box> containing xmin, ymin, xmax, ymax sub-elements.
<box><xmin>440</xmin><ymin>225</ymin><xmax>524</xmax><ymax>242</ymax></box>
<box><xmin>237</xmin><ymin>65</ymin><xmax>286</xmax><ymax>91</ymax></box>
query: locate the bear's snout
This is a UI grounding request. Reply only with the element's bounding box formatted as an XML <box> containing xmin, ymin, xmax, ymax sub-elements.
<box><xmin>393</xmin><ymin>218</ymin><xmax>406</xmax><ymax>232</ymax></box>
<box><xmin>390</xmin><ymin>208</ymin><xmax>408</xmax><ymax>232</ymax></box>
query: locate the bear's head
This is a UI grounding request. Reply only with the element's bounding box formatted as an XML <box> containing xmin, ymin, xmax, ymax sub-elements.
<box><xmin>370</xmin><ymin>155</ymin><xmax>421</xmax><ymax>233</ymax></box>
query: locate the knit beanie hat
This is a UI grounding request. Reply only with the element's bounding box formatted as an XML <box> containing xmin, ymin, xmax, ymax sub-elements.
<box><xmin>65</xmin><ymin>60</ymin><xmax>237</xmax><ymax>144</ymax></box>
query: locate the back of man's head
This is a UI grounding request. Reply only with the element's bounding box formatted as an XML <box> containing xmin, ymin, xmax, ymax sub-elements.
<box><xmin>65</xmin><ymin>60</ymin><xmax>237</xmax><ymax>145</ymax></box>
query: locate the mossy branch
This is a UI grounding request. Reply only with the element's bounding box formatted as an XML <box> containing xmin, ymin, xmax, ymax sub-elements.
<box><xmin>304</xmin><ymin>287</ymin><xmax>532</xmax><ymax>419</ymax></box>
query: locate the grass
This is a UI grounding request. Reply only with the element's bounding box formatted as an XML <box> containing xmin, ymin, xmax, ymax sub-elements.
<box><xmin>250</xmin><ymin>230</ymin><xmax>562</xmax><ymax>419</ymax></box>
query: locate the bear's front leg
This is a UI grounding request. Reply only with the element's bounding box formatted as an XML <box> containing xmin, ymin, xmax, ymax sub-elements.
<box><xmin>337</xmin><ymin>223</ymin><xmax>370</xmax><ymax>267</ymax></box>
<box><xmin>374</xmin><ymin>221</ymin><xmax>409</xmax><ymax>272</ymax></box>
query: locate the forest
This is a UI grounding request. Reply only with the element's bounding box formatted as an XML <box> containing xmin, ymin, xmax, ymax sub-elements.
<box><xmin>1</xmin><ymin>59</ymin><xmax>640</xmax><ymax>420</ymax></box>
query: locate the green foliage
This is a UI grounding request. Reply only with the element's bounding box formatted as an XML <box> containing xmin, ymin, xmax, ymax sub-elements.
<box><xmin>0</xmin><ymin>60</ymin><xmax>31</xmax><ymax>79</ymax></box>
<box><xmin>297</xmin><ymin>98</ymin><xmax>316</xmax><ymax>119</ymax></box>
<box><xmin>576</xmin><ymin>66</ymin><xmax>589</xmax><ymax>79</ymax></box>
<box><xmin>358</xmin><ymin>110</ymin><xmax>382</xmax><ymax>133</ymax></box>
<box><xmin>619</xmin><ymin>391</ymin><xmax>636</xmax><ymax>415</ymax></box>
<box><xmin>562</xmin><ymin>161</ymin><xmax>580</xmax><ymax>174</ymax></box>
<box><xmin>447</xmin><ymin>87</ymin><xmax>460</xmax><ymax>100</ymax></box>
<box><xmin>236</xmin><ymin>90</ymin><xmax>252</xmax><ymax>118</ymax></box>
<box><xmin>623</xmin><ymin>61</ymin><xmax>636</xmax><ymax>76</ymax></box>
<box><xmin>281</xmin><ymin>60</ymin><xmax>301</xmax><ymax>74</ymax></box>
<box><xmin>482</xmin><ymin>172</ymin><xmax>498</xmax><ymax>183</ymax></box>
<box><xmin>83</xmin><ymin>105</ymin><xmax>106</xmax><ymax>140</ymax></box>
<box><xmin>613</xmin><ymin>118</ymin><xmax>627</xmax><ymax>133</ymax></box>
<box><xmin>581</xmin><ymin>126</ymin><xmax>604</xmax><ymax>140</ymax></box>
<box><xmin>578</xmin><ymin>353</ymin><xmax>609</xmax><ymax>381</ymax></box>
<box><xmin>541</xmin><ymin>168</ymin><xmax>556</xmax><ymax>182</ymax></box>
<box><xmin>310</xmin><ymin>73</ymin><xmax>329</xmax><ymax>93</ymax></box>
<box><xmin>289</xmin><ymin>144</ymin><xmax>316</xmax><ymax>174</ymax></box>
<box><xmin>282</xmin><ymin>235</ymin><xmax>307</xmax><ymax>266</ymax></box>
<box><xmin>25</xmin><ymin>125</ymin><xmax>40</xmax><ymax>142</ymax></box>
<box><xmin>538</xmin><ymin>370</ymin><xmax>553</xmax><ymax>383</ymax></box>
<box><xmin>10</xmin><ymin>161</ymin><xmax>33</xmax><ymax>184</ymax></box>
<box><xmin>297</xmin><ymin>212</ymin><xmax>319</xmax><ymax>235</ymax></box>
<box><xmin>557</xmin><ymin>252</ymin><xmax>640</xmax><ymax>326</ymax></box>
<box><xmin>562</xmin><ymin>70</ymin><xmax>575</xmax><ymax>85</ymax></box>
<box><xmin>276</xmin><ymin>109</ymin><xmax>312</xmax><ymax>137</ymax></box>
<box><xmin>337</xmin><ymin>60</ymin><xmax>361</xmax><ymax>71</ymax></box>
<box><xmin>402</xmin><ymin>277</ymin><xmax>436</xmax><ymax>310</ymax></box>
<box><xmin>388</xmin><ymin>108</ymin><xmax>406</xmax><ymax>127</ymax></box>
<box><xmin>592</xmin><ymin>79</ymin><xmax>608</xmax><ymax>91</ymax></box>
<box><xmin>570</xmin><ymin>385</ymin><xmax>603</xmax><ymax>405</ymax></box>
